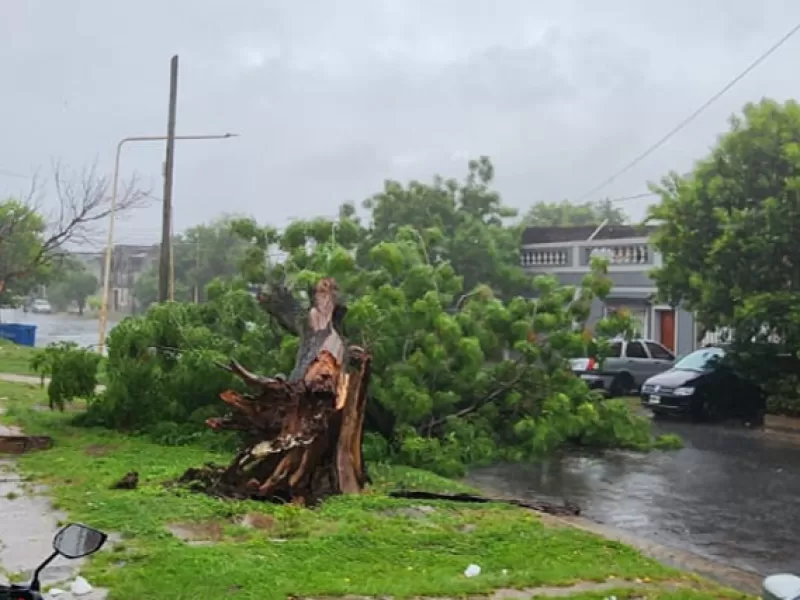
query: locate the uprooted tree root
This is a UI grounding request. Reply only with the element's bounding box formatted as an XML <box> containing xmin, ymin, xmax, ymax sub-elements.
<box><xmin>179</xmin><ymin>277</ymin><xmax>371</xmax><ymax>506</ymax></box>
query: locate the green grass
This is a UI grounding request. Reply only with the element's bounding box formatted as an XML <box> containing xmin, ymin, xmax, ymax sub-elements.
<box><xmin>0</xmin><ymin>382</ymin><xmax>748</xmax><ymax>600</ymax></box>
<box><xmin>0</xmin><ymin>339</ymin><xmax>37</xmax><ymax>376</ymax></box>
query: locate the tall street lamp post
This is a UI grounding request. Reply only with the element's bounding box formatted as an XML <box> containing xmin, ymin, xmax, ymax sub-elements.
<box><xmin>97</xmin><ymin>133</ymin><xmax>238</xmax><ymax>353</ymax></box>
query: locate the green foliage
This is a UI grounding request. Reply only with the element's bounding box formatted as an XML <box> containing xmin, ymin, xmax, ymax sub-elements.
<box><xmin>523</xmin><ymin>198</ymin><xmax>628</xmax><ymax>228</ymax></box>
<box><xmin>0</xmin><ymin>199</ymin><xmax>48</xmax><ymax>301</ymax></box>
<box><xmin>82</xmin><ymin>288</ymin><xmax>290</xmax><ymax>440</ymax></box>
<box><xmin>47</xmin><ymin>261</ymin><xmax>99</xmax><ymax>314</ymax></box>
<box><xmin>30</xmin><ymin>342</ymin><xmax>101</xmax><ymax>411</ymax></box>
<box><xmin>89</xmin><ymin>158</ymin><xmax>666</xmax><ymax>475</ymax></box>
<box><xmin>649</xmin><ymin>98</ymin><xmax>800</xmax><ymax>409</ymax></box>
<box><xmin>133</xmin><ymin>216</ymin><xmax>250</xmax><ymax>308</ymax></box>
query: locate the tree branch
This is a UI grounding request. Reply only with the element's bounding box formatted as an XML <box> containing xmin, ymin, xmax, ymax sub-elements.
<box><xmin>423</xmin><ymin>360</ymin><xmax>528</xmax><ymax>433</ymax></box>
<box><xmin>0</xmin><ymin>160</ymin><xmax>150</xmax><ymax>289</ymax></box>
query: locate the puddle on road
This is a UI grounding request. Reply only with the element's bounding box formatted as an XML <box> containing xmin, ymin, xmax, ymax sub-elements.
<box><xmin>468</xmin><ymin>418</ymin><xmax>800</xmax><ymax>579</ymax></box>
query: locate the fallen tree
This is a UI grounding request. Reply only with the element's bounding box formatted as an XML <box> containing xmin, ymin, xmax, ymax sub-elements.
<box><xmin>180</xmin><ymin>277</ymin><xmax>372</xmax><ymax>505</ymax></box>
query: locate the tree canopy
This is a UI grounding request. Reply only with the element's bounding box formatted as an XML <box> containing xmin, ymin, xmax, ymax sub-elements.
<box><xmin>47</xmin><ymin>261</ymin><xmax>99</xmax><ymax>315</ymax></box>
<box><xmin>0</xmin><ymin>199</ymin><xmax>48</xmax><ymax>303</ymax></box>
<box><xmin>133</xmin><ymin>216</ymin><xmax>250</xmax><ymax>308</ymax></box>
<box><xmin>649</xmin><ymin>98</ymin><xmax>800</xmax><ymax>348</ymax></box>
<box><xmin>0</xmin><ymin>162</ymin><xmax>146</xmax><ymax>303</ymax></box>
<box><xmin>86</xmin><ymin>158</ymin><xmax>670</xmax><ymax>476</ymax></box>
<box><xmin>522</xmin><ymin>198</ymin><xmax>628</xmax><ymax>228</ymax></box>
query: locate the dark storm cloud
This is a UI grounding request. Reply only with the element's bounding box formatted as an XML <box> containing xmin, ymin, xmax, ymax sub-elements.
<box><xmin>2</xmin><ymin>0</ymin><xmax>800</xmax><ymax>245</ymax></box>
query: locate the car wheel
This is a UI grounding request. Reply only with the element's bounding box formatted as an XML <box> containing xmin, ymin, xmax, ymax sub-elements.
<box><xmin>651</xmin><ymin>409</ymin><xmax>667</xmax><ymax>420</ymax></box>
<box><xmin>691</xmin><ymin>394</ymin><xmax>718</xmax><ymax>422</ymax></box>
<box><xmin>609</xmin><ymin>373</ymin><xmax>634</xmax><ymax>398</ymax></box>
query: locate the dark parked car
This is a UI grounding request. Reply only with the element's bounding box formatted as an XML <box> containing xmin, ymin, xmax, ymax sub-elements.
<box><xmin>640</xmin><ymin>345</ymin><xmax>765</xmax><ymax>423</ymax></box>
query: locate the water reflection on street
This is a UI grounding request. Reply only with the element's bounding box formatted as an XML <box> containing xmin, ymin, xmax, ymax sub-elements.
<box><xmin>0</xmin><ymin>310</ymin><xmax>118</xmax><ymax>348</ymax></box>
<box><xmin>468</xmin><ymin>419</ymin><xmax>800</xmax><ymax>576</ymax></box>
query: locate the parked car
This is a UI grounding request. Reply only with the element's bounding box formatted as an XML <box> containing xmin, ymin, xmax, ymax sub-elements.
<box><xmin>571</xmin><ymin>338</ymin><xmax>676</xmax><ymax>397</ymax></box>
<box><xmin>29</xmin><ymin>299</ymin><xmax>53</xmax><ymax>314</ymax></box>
<box><xmin>640</xmin><ymin>345</ymin><xmax>765</xmax><ymax>423</ymax></box>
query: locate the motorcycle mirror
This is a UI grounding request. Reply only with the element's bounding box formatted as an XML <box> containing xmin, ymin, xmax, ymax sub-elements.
<box><xmin>52</xmin><ymin>523</ymin><xmax>107</xmax><ymax>559</ymax></box>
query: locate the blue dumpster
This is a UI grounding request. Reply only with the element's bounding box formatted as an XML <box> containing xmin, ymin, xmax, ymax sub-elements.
<box><xmin>0</xmin><ymin>323</ymin><xmax>37</xmax><ymax>347</ymax></box>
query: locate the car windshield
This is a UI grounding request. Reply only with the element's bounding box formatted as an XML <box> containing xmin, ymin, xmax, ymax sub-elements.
<box><xmin>674</xmin><ymin>347</ymin><xmax>725</xmax><ymax>372</ymax></box>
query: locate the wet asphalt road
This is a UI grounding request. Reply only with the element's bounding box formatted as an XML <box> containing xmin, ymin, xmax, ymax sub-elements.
<box><xmin>469</xmin><ymin>418</ymin><xmax>800</xmax><ymax>577</ymax></box>
<box><xmin>2</xmin><ymin>311</ymin><xmax>799</xmax><ymax>577</ymax></box>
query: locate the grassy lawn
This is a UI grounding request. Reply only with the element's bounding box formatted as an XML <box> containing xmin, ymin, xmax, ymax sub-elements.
<box><xmin>0</xmin><ymin>339</ymin><xmax>37</xmax><ymax>377</ymax></box>
<box><xmin>0</xmin><ymin>381</ymin><xmax>749</xmax><ymax>600</ymax></box>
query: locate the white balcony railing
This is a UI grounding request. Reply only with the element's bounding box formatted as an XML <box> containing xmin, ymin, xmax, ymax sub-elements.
<box><xmin>520</xmin><ymin>249</ymin><xmax>571</xmax><ymax>267</ymax></box>
<box><xmin>583</xmin><ymin>243</ymin><xmax>651</xmax><ymax>266</ymax></box>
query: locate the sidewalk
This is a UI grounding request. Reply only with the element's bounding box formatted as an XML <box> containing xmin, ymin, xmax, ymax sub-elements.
<box><xmin>0</xmin><ymin>372</ymin><xmax>106</xmax><ymax>392</ymax></box>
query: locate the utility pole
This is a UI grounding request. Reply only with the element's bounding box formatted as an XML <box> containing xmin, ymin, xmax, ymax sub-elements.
<box><xmin>194</xmin><ymin>242</ymin><xmax>200</xmax><ymax>303</ymax></box>
<box><xmin>159</xmin><ymin>55</ymin><xmax>179</xmax><ymax>303</ymax></box>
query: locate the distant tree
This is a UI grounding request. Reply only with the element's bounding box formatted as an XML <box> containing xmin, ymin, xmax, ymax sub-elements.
<box><xmin>361</xmin><ymin>156</ymin><xmax>526</xmax><ymax>297</ymax></box>
<box><xmin>0</xmin><ymin>200</ymin><xmax>48</xmax><ymax>304</ymax></box>
<box><xmin>133</xmin><ymin>216</ymin><xmax>250</xmax><ymax>309</ymax></box>
<box><xmin>48</xmin><ymin>264</ymin><xmax>99</xmax><ymax>315</ymax></box>
<box><xmin>0</xmin><ymin>162</ymin><xmax>147</xmax><ymax>304</ymax></box>
<box><xmin>522</xmin><ymin>199</ymin><xmax>628</xmax><ymax>227</ymax></box>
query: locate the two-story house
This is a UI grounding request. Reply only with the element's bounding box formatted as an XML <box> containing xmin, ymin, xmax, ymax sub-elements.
<box><xmin>520</xmin><ymin>224</ymin><xmax>697</xmax><ymax>356</ymax></box>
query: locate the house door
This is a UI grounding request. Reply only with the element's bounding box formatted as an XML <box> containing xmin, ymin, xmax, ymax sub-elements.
<box><xmin>658</xmin><ymin>309</ymin><xmax>676</xmax><ymax>352</ymax></box>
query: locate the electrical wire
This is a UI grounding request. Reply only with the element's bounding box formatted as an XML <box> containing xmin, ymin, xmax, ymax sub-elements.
<box><xmin>574</xmin><ymin>21</ymin><xmax>800</xmax><ymax>204</ymax></box>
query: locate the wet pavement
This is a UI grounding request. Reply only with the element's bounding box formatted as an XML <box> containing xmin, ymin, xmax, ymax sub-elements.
<box><xmin>469</xmin><ymin>418</ymin><xmax>800</xmax><ymax>578</ymax></box>
<box><xmin>0</xmin><ymin>309</ymin><xmax>118</xmax><ymax>349</ymax></box>
<box><xmin>0</xmin><ymin>406</ymin><xmax>107</xmax><ymax>598</ymax></box>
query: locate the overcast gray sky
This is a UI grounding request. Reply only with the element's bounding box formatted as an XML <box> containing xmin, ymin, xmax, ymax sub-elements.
<box><xmin>2</xmin><ymin>1</ymin><xmax>800</xmax><ymax>247</ymax></box>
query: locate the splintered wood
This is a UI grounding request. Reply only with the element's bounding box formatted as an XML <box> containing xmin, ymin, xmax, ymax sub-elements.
<box><xmin>180</xmin><ymin>277</ymin><xmax>372</xmax><ymax>506</ymax></box>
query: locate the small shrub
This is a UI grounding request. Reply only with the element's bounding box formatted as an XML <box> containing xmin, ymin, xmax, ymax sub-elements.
<box><xmin>30</xmin><ymin>342</ymin><xmax>101</xmax><ymax>411</ymax></box>
<box><xmin>765</xmin><ymin>374</ymin><xmax>800</xmax><ymax>416</ymax></box>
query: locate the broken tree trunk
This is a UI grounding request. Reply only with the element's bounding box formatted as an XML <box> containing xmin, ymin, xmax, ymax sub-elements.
<box><xmin>180</xmin><ymin>277</ymin><xmax>372</xmax><ymax>506</ymax></box>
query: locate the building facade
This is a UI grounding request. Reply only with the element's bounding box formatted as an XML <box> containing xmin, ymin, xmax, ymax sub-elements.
<box><xmin>520</xmin><ymin>224</ymin><xmax>697</xmax><ymax>357</ymax></box>
<box><xmin>72</xmin><ymin>244</ymin><xmax>158</xmax><ymax>313</ymax></box>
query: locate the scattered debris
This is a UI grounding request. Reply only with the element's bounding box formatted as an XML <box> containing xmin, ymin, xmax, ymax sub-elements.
<box><xmin>464</xmin><ymin>564</ymin><xmax>481</xmax><ymax>578</ymax></box>
<box><xmin>387</xmin><ymin>490</ymin><xmax>581</xmax><ymax>516</ymax></box>
<box><xmin>0</xmin><ymin>435</ymin><xmax>53</xmax><ymax>455</ymax></box>
<box><xmin>70</xmin><ymin>575</ymin><xmax>93</xmax><ymax>596</ymax></box>
<box><xmin>166</xmin><ymin>522</ymin><xmax>224</xmax><ymax>546</ymax></box>
<box><xmin>238</xmin><ymin>513</ymin><xmax>276</xmax><ymax>530</ymax></box>
<box><xmin>110</xmin><ymin>471</ymin><xmax>138</xmax><ymax>490</ymax></box>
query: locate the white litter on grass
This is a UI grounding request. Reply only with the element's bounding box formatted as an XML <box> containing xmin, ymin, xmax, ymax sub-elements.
<box><xmin>70</xmin><ymin>576</ymin><xmax>93</xmax><ymax>596</ymax></box>
<box><xmin>464</xmin><ymin>564</ymin><xmax>481</xmax><ymax>578</ymax></box>
<box><xmin>47</xmin><ymin>588</ymin><xmax>67</xmax><ymax>597</ymax></box>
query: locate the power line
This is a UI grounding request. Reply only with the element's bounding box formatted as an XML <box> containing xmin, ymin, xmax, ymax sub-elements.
<box><xmin>574</xmin><ymin>21</ymin><xmax>800</xmax><ymax>204</ymax></box>
<box><xmin>608</xmin><ymin>192</ymin><xmax>659</xmax><ymax>203</ymax></box>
